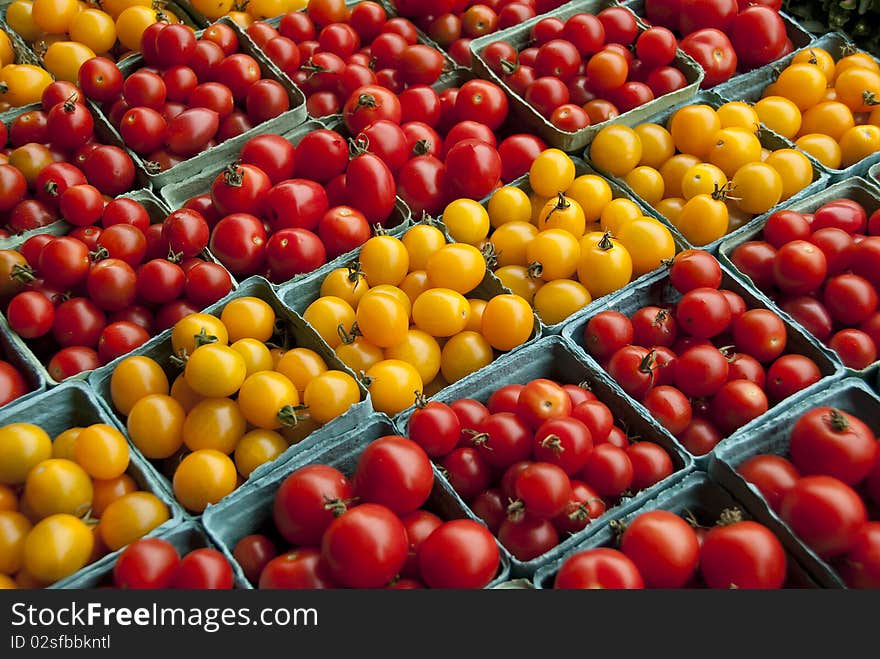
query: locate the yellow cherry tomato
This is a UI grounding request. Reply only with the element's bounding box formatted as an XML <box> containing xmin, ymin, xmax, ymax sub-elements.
<box><xmin>616</xmin><ymin>218</ymin><xmax>675</xmax><ymax>277</ymax></box>
<box><xmin>8</xmin><ymin>143</ymin><xmax>54</xmax><ymax>184</ymax></box>
<box><xmin>73</xmin><ymin>424</ymin><xmax>129</xmax><ymax>481</ymax></box>
<box><xmin>525</xmin><ymin>229</ymin><xmax>580</xmax><ymax>281</ymax></box>
<box><xmin>114</xmin><ymin>5</ymin><xmax>158</xmax><ymax>51</ymax></box>
<box><xmin>489</xmin><ymin>221</ymin><xmax>538</xmax><ymax>267</ymax></box>
<box><xmin>624</xmin><ymin>166</ymin><xmax>665</xmax><ymax>207</ymax></box>
<box><xmin>669</xmin><ymin>105</ymin><xmax>721</xmax><ymax>158</ymax></box>
<box><xmin>659</xmin><ymin>153</ymin><xmax>702</xmax><ymax>199</ymax></box>
<box><xmin>355</xmin><ymin>292</ymin><xmax>409</xmax><ymax>348</ymax></box>
<box><xmin>170</xmin><ymin>374</ymin><xmax>203</xmax><ymax>414</ymax></box>
<box><xmin>565</xmin><ymin>174</ymin><xmax>612</xmax><ymax>224</ymax></box>
<box><xmin>6</xmin><ymin>1</ymin><xmax>42</xmax><ymax>43</ymax></box>
<box><xmin>426</xmin><ymin>242</ymin><xmax>487</xmax><ymax>293</ymax></box>
<box><xmin>226</xmin><ymin>9</ymin><xmax>252</xmax><ymax>27</ymax></box>
<box><xmin>795</xmin><ymin>133</ymin><xmax>843</xmax><ymax>169</ymax></box>
<box><xmin>237</xmin><ymin>371</ymin><xmax>300</xmax><ymax>430</ymax></box>
<box><xmin>171</xmin><ymin>313</ymin><xmax>229</xmax><ymax>357</ymax></box>
<box><xmin>708</xmin><ymin>128</ymin><xmax>763</xmax><ymax>178</ymax></box>
<box><xmin>246</xmin><ymin>0</ymin><xmax>286</xmax><ymax>19</ymax></box>
<box><xmin>365</xmin><ymin>359</ymin><xmax>422</xmax><ymax>415</ymax></box>
<box><xmin>835</xmin><ymin>67</ymin><xmax>880</xmax><ymax>113</ymax></box>
<box><xmin>173</xmin><ymin>449</ymin><xmax>237</xmax><ymax>513</ymax></box>
<box><xmin>0</xmin><ymin>64</ymin><xmax>53</xmax><ymax>107</ymax></box>
<box><xmin>676</xmin><ymin>194</ymin><xmax>729</xmax><ymax>246</ymax></box>
<box><xmin>412</xmin><ymin>288</ymin><xmax>470</xmax><ymax>337</ymax></box>
<box><xmin>716</xmin><ymin>101</ymin><xmax>760</xmax><ymax>132</ymax></box>
<box><xmin>91</xmin><ymin>474</ymin><xmax>137</xmax><ymax>518</ymax></box>
<box><xmin>51</xmin><ymin>428</ymin><xmax>82</xmax><ymax>461</ymax></box>
<box><xmin>0</xmin><ymin>574</ymin><xmax>15</xmax><ymax>588</ymax></box>
<box><xmin>488</xmin><ymin>186</ymin><xmax>531</xmax><ymax>228</ymax></box>
<box><xmin>533</xmin><ymin>279</ymin><xmax>591</xmax><ymax>326</ymax></box>
<box><xmin>362</xmin><ymin>284</ymin><xmax>412</xmax><ymax>318</ymax></box>
<box><xmin>99</xmin><ymin>491</ymin><xmax>169</xmax><ymax>550</ymax></box>
<box><xmin>732</xmin><ymin>162</ymin><xmax>783</xmax><ymax>214</ymax></box>
<box><xmin>303</xmin><ymin>296</ymin><xmax>355</xmax><ymax>350</ymax></box>
<box><xmin>529</xmin><ymin>148</ymin><xmax>576</xmax><ymax>197</ymax></box>
<box><xmin>230</xmin><ymin>337</ymin><xmax>274</xmax><ymax>376</ymax></box>
<box><xmin>182</xmin><ymin>398</ymin><xmax>246</xmax><ymax>454</ymax></box>
<box><xmin>655</xmin><ymin>197</ymin><xmax>687</xmax><ymax>227</ymax></box>
<box><xmin>0</xmin><ymin>484</ymin><xmax>17</xmax><ymax>512</ymax></box>
<box><xmin>221</xmin><ymin>296</ymin><xmax>275</xmax><ymax>343</ymax></box>
<box><xmin>440</xmin><ymin>331</ymin><xmax>493</xmax><ymax>384</ymax></box>
<box><xmin>302</xmin><ymin>370</ymin><xmax>360</xmax><ymax>424</ymax></box>
<box><xmin>681</xmin><ymin>163</ymin><xmax>728</xmax><ymax>200</ymax></box>
<box><xmin>755</xmin><ymin>96</ymin><xmax>802</xmax><ymax>139</ymax></box>
<box><xmin>184</xmin><ymin>343</ymin><xmax>247</xmax><ymax>398</ymax></box>
<box><xmin>764</xmin><ymin>149</ymin><xmax>813</xmax><ymax>201</ymax></box>
<box><xmin>234</xmin><ymin>429</ymin><xmax>287</xmax><ymax>479</ymax></box>
<box><xmin>792</xmin><ymin>47</ymin><xmax>835</xmax><ymax>81</ymax></box>
<box><xmin>589</xmin><ymin>125</ymin><xmax>642</xmax><ymax>176</ymax></box>
<box><xmin>24</xmin><ymin>513</ymin><xmax>93</xmax><ymax>584</ymax></box>
<box><xmin>576</xmin><ymin>232</ymin><xmax>633</xmax><ymax>298</ymax></box>
<box><xmin>775</xmin><ymin>63</ymin><xmax>828</xmax><ymax>110</ymax></box>
<box><xmin>42</xmin><ymin>41</ymin><xmax>95</xmax><ymax>83</ymax></box>
<box><xmin>69</xmin><ymin>8</ymin><xmax>117</xmax><ymax>54</ymax></box>
<box><xmin>189</xmin><ymin>0</ymin><xmax>234</xmax><ymax>20</ymax></box>
<box><xmin>320</xmin><ymin>267</ymin><xmax>369</xmax><ymax>309</ymax></box>
<box><xmin>402</xmin><ymin>224</ymin><xmax>446</xmax><ymax>270</ymax></box>
<box><xmin>481</xmin><ymin>294</ymin><xmax>534</xmax><ymax>351</ymax></box>
<box><xmin>110</xmin><ymin>356</ymin><xmax>169</xmax><ymax>417</ymax></box>
<box><xmin>600</xmin><ymin>197</ymin><xmax>642</xmax><ymax>234</ymax></box>
<box><xmin>127</xmin><ymin>393</ymin><xmax>186</xmax><ymax>459</ymax></box>
<box><xmin>275</xmin><ymin>347</ymin><xmax>328</xmax><ymax>394</ymax></box>
<box><xmin>840</xmin><ymin>124</ymin><xmax>880</xmax><ymax>166</ymax></box>
<box><xmin>31</xmin><ymin>0</ymin><xmax>78</xmax><ymax>34</ymax></box>
<box><xmin>634</xmin><ymin>123</ymin><xmax>675</xmax><ymax>169</ymax></box>
<box><xmin>24</xmin><ymin>459</ymin><xmax>92</xmax><ymax>520</ymax></box>
<box><xmin>442</xmin><ymin>198</ymin><xmax>490</xmax><ymax>245</ymax></box>
<box><xmin>0</xmin><ymin>423</ymin><xmax>52</xmax><ymax>485</ymax></box>
<box><xmin>833</xmin><ymin>52</ymin><xmax>880</xmax><ymax>82</ymax></box>
<box><xmin>335</xmin><ymin>336</ymin><xmax>383</xmax><ymax>373</ymax></box>
<box><xmin>800</xmin><ymin>102</ymin><xmax>854</xmax><ymax>141</ymax></box>
<box><xmin>529</xmin><ymin>190</ymin><xmax>550</xmax><ymax>224</ymax></box>
<box><xmin>359</xmin><ymin>235</ymin><xmax>409</xmax><ymax>286</ymax></box>
<box><xmin>0</xmin><ymin>511</ymin><xmax>31</xmax><ymax>574</ymax></box>
<box><xmin>399</xmin><ymin>270</ymin><xmax>431</xmax><ymax>305</ymax></box>
<box><xmin>384</xmin><ymin>329</ymin><xmax>441</xmax><ymax>384</ymax></box>
<box><xmin>494</xmin><ymin>263</ymin><xmax>542</xmax><ymax>302</ymax></box>
<box><xmin>0</xmin><ymin>31</ymin><xmax>13</xmax><ymax>68</ymax></box>
<box><xmin>537</xmin><ymin>193</ymin><xmax>586</xmax><ymax>236</ymax></box>
<box><xmin>466</xmin><ymin>299</ymin><xmax>487</xmax><ymax>332</ymax></box>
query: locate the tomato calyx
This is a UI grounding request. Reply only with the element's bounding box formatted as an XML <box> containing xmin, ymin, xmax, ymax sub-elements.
<box><xmin>414</xmin><ymin>392</ymin><xmax>429</xmax><ymax>409</ymax></box>
<box><xmin>539</xmin><ymin>434</ymin><xmax>565</xmax><ymax>456</ymax></box>
<box><xmin>337</xmin><ymin>322</ymin><xmax>358</xmax><ymax>345</ymax></box>
<box><xmin>826</xmin><ymin>408</ymin><xmax>851</xmax><ymax>433</ymax></box>
<box><xmin>544</xmin><ymin>192</ymin><xmax>571</xmax><ymax>223</ymax></box>
<box><xmin>609</xmin><ymin>518</ymin><xmax>628</xmax><ymax>542</ymax></box>
<box><xmin>862</xmin><ymin>90</ymin><xmax>880</xmax><ymax>107</ymax></box>
<box><xmin>144</xmin><ymin>161</ymin><xmax>163</xmax><ymax>175</ymax></box>
<box><xmin>651</xmin><ymin>308</ymin><xmax>670</xmax><ymax>327</ymax></box>
<box><xmin>639</xmin><ymin>348</ymin><xmax>658</xmax><ymax>377</ymax></box>
<box><xmin>463</xmin><ymin>428</ymin><xmax>491</xmax><ymax>449</ymax></box>
<box><xmin>480</xmin><ymin>242</ymin><xmax>499</xmax><ymax>270</ymax></box>
<box><xmin>500</xmin><ymin>59</ymin><xmax>518</xmax><ymax>76</ymax></box>
<box><xmin>715</xmin><ymin>507</ymin><xmax>744</xmax><ymax>527</ymax></box>
<box><xmin>506</xmin><ymin>498</ymin><xmax>526</xmax><ymax>522</ymax></box>
<box><xmin>61</xmin><ymin>92</ymin><xmax>80</xmax><ymax>113</ymax></box>
<box><xmin>527</xmin><ymin>261</ymin><xmax>545</xmax><ymax>279</ymax></box>
<box><xmin>323</xmin><ymin>495</ymin><xmax>356</xmax><ymax>518</ymax></box>
<box><xmin>412</xmin><ymin>139</ymin><xmax>433</xmax><ymax>157</ymax></box>
<box><xmin>301</xmin><ymin>58</ymin><xmax>331</xmax><ymax>78</ymax></box>
<box><xmin>10</xmin><ymin>263</ymin><xmax>36</xmax><ymax>284</ymax></box>
<box><xmin>277</xmin><ymin>404</ymin><xmax>309</xmax><ymax>428</ymax></box>
<box><xmin>597</xmin><ymin>231</ymin><xmax>615</xmax><ymax>252</ymax></box>
<box><xmin>89</xmin><ymin>246</ymin><xmax>109</xmax><ymax>263</ymax></box>
<box><xmin>222</xmin><ymin>162</ymin><xmax>245</xmax><ymax>188</ymax></box>
<box><xmin>43</xmin><ymin>181</ymin><xmax>59</xmax><ymax>198</ymax></box>
<box><xmin>568</xmin><ymin>497</ymin><xmax>604</xmax><ymax>523</ymax></box>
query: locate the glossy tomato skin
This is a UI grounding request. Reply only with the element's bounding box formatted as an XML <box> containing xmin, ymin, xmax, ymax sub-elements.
<box><xmin>113</xmin><ymin>538</ymin><xmax>180</xmax><ymax>589</ymax></box>
<box><xmin>209</xmin><ymin>213</ymin><xmax>267</xmax><ymax>275</ymax></box>
<box><xmin>48</xmin><ymin>346</ymin><xmax>100</xmax><ymax>380</ymax></box>
<box><xmin>343</xmin><ymin>85</ymin><xmax>402</xmax><ymax>135</ymax></box>
<box><xmin>517</xmin><ymin>379</ymin><xmax>572</xmax><ymax>429</ymax></box>
<box><xmin>455</xmin><ymin>80</ymin><xmax>508</xmax><ymax>131</ymax></box>
<box><xmin>408</xmin><ymin>401</ymin><xmax>461</xmax><ymax>457</ymax></box>
<box><xmin>498</xmin><ymin>513</ymin><xmax>559</xmax><ymax>561</ymax></box>
<box><xmin>211</xmin><ymin>164</ymin><xmax>271</xmax><ymax>217</ymax></box>
<box><xmin>397</xmin><ymin>155</ymin><xmax>446</xmax><ymax>218</ymax></box>
<box><xmin>273</xmin><ymin>464</ymin><xmax>352</xmax><ymax>546</ymax></box>
<box><xmin>532</xmin><ymin>417</ymin><xmax>594</xmax><ymax>476</ymax></box>
<box><xmin>699</xmin><ymin>520</ymin><xmax>786</xmax><ymax>589</ymax></box>
<box><xmin>498</xmin><ymin>134</ymin><xmax>547</xmax><ymax>183</ymax></box>
<box><xmin>838</xmin><ymin>522</ymin><xmax>880</xmax><ymax>589</ymax></box>
<box><xmin>737</xmin><ymin>454</ymin><xmax>800</xmax><ymax>512</ymax></box>
<box><xmin>417</xmin><ymin>519</ymin><xmax>500</xmax><ymax>588</ymax></box>
<box><xmin>266</xmin><ymin>228</ymin><xmax>327</xmax><ymax>282</ymax></box>
<box><xmin>554</xmin><ymin>548</ymin><xmax>645</xmax><ymax>589</ymax></box>
<box><xmin>352</xmin><ymin>436</ymin><xmax>433</xmax><ymax>515</ymax></box>
<box><xmin>788</xmin><ymin>407</ymin><xmax>878</xmax><ymax>485</ymax></box>
<box><xmin>444</xmin><ymin>139</ymin><xmax>502</xmax><ymax>201</ymax></box>
<box><xmin>399</xmin><ymin>510</ymin><xmax>442</xmax><ymax>580</ymax></box>
<box><xmin>232</xmin><ymin>534</ymin><xmax>277</xmax><ymax>585</ymax></box>
<box><xmin>259</xmin><ymin>549</ymin><xmax>338</xmax><ymax>589</ymax></box>
<box><xmin>171</xmin><ymin>549</ymin><xmax>234</xmax><ymax>589</ymax></box>
<box><xmin>730</xmin><ymin>6</ymin><xmax>787</xmax><ymax>70</ymax></box>
<box><xmin>346</xmin><ymin>151</ymin><xmax>396</xmax><ymax>225</ymax></box>
<box><xmin>679</xmin><ymin>29</ymin><xmax>737</xmax><ymax>88</ymax></box>
<box><xmin>440</xmin><ymin>447</ymin><xmax>492</xmax><ymax>500</ymax></box>
<box><xmin>620</xmin><ymin>510</ymin><xmax>700</xmax><ymax>588</ymax></box>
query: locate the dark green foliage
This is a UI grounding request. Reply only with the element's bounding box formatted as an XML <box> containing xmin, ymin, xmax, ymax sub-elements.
<box><xmin>784</xmin><ymin>0</ymin><xmax>880</xmax><ymax>54</ymax></box>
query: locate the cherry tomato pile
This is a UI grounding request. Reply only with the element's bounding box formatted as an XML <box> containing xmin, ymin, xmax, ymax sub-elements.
<box><xmin>189</xmin><ymin>0</ymin><xmax>307</xmax><ymax>24</ymax></box>
<box><xmin>0</xmin><ymin>419</ymin><xmax>171</xmax><ymax>587</ymax></box>
<box><xmin>230</xmin><ymin>433</ymin><xmax>501</xmax><ymax>589</ymax></box>
<box><xmin>112</xmin><ymin>536</ymin><xmax>235</xmax><ymax>589</ymax></box>
<box><xmin>243</xmin><ymin>2</ymin><xmax>452</xmax><ymax>117</ymax></box>
<box><xmin>736</xmin><ymin>405</ymin><xmax>880</xmax><ymax>588</ymax></box>
<box><xmin>304</xmin><ymin>225</ymin><xmax>537</xmax><ymax>412</ymax></box>
<box><xmin>387</xmin><ymin>0</ymin><xmax>569</xmax><ymax>67</ymax></box>
<box><xmin>108</xmin><ymin>298</ymin><xmax>362</xmax><ymax>512</ymax></box>
<box><xmin>76</xmin><ymin>21</ymin><xmax>291</xmax><ymax>173</ymax></box>
<box><xmin>638</xmin><ymin>0</ymin><xmax>793</xmax><ymax>89</ymax></box>
<box><xmin>581</xmin><ymin>250</ymin><xmax>826</xmax><ymax>455</ymax></box>
<box><xmin>407</xmin><ymin>377</ymin><xmax>676</xmax><ymax>562</ymax></box>
<box><xmin>591</xmin><ymin>101</ymin><xmax>815</xmax><ymax>246</ymax></box>
<box><xmin>478</xmin><ymin>148</ymin><xmax>676</xmax><ymax>326</ymax></box>
<box><xmin>554</xmin><ymin>505</ymin><xmax>788</xmax><ymax>589</ymax></box>
<box><xmin>480</xmin><ymin>8</ymin><xmax>692</xmax><ymax>131</ymax></box>
<box><xmin>0</xmin><ymin>197</ymin><xmax>233</xmax><ymax>381</ymax></box>
<box><xmin>751</xmin><ymin>45</ymin><xmax>880</xmax><ymax>171</ymax></box>
<box><xmin>730</xmin><ymin>198</ymin><xmax>880</xmax><ymax>370</ymax></box>
<box><xmin>3</xmin><ymin>0</ymin><xmax>192</xmax><ymax>75</ymax></box>
<box><xmin>0</xmin><ymin>91</ymin><xmax>139</xmax><ymax>237</ymax></box>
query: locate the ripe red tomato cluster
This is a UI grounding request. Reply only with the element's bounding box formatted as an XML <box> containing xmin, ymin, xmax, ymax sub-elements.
<box><xmin>387</xmin><ymin>0</ymin><xmax>569</xmax><ymax>68</ymax></box>
<box><xmin>583</xmin><ymin>250</ymin><xmax>824</xmax><ymax>456</ymax></box>
<box><xmin>77</xmin><ymin>22</ymin><xmax>290</xmax><ymax>171</ymax></box>
<box><xmin>239</xmin><ymin>435</ymin><xmax>500</xmax><ymax>589</ymax></box>
<box><xmin>407</xmin><ymin>378</ymin><xmax>675</xmax><ymax>562</ymax></box>
<box><xmin>736</xmin><ymin>405</ymin><xmax>880</xmax><ymax>587</ymax></box>
<box><xmin>112</xmin><ymin>537</ymin><xmax>234</xmax><ymax>589</ymax></box>
<box><xmin>0</xmin><ymin>201</ymin><xmax>232</xmax><ymax>380</ymax></box>
<box><xmin>481</xmin><ymin>8</ymin><xmax>690</xmax><ymax>131</ymax></box>
<box><xmin>643</xmin><ymin>0</ymin><xmax>792</xmax><ymax>88</ymax></box>
<box><xmin>246</xmin><ymin>2</ymin><xmax>450</xmax><ymax>117</ymax></box>
<box><xmin>730</xmin><ymin>199</ymin><xmax>880</xmax><ymax>370</ymax></box>
<box><xmin>555</xmin><ymin>506</ymin><xmax>788</xmax><ymax>588</ymax></box>
<box><xmin>0</xmin><ymin>91</ymin><xmax>137</xmax><ymax>238</ymax></box>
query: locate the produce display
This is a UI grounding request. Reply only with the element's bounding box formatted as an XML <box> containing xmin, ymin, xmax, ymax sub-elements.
<box><xmin>0</xmin><ymin>0</ymin><xmax>876</xmax><ymax>591</ymax></box>
<box><xmin>729</xmin><ymin>195</ymin><xmax>880</xmax><ymax>370</ymax></box>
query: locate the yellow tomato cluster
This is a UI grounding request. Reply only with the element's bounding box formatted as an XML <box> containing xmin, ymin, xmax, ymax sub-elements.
<box><xmin>0</xmin><ymin>421</ymin><xmax>170</xmax><ymax>588</ymax></box>
<box><xmin>109</xmin><ymin>297</ymin><xmax>361</xmax><ymax>513</ymax></box>
<box><xmin>190</xmin><ymin>0</ymin><xmax>305</xmax><ymax>25</ymax></box>
<box><xmin>472</xmin><ymin>149</ymin><xmax>675</xmax><ymax>326</ymax></box>
<box><xmin>759</xmin><ymin>47</ymin><xmax>880</xmax><ymax>170</ymax></box>
<box><xmin>591</xmin><ymin>103</ymin><xmax>814</xmax><ymax>246</ymax></box>
<box><xmin>306</xmin><ymin>228</ymin><xmax>535</xmax><ymax>414</ymax></box>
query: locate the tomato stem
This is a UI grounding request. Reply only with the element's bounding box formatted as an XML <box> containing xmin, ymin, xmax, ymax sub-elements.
<box><xmin>223</xmin><ymin>161</ymin><xmax>244</xmax><ymax>188</ymax></box>
<box><xmin>337</xmin><ymin>323</ymin><xmax>357</xmax><ymax>345</ymax></box>
<box><xmin>144</xmin><ymin>161</ymin><xmax>163</xmax><ymax>175</ymax></box>
<box><xmin>166</xmin><ymin>248</ymin><xmax>184</xmax><ymax>264</ymax></box>
<box><xmin>193</xmin><ymin>327</ymin><xmax>219</xmax><ymax>348</ymax></box>
<box><xmin>827</xmin><ymin>408</ymin><xmax>850</xmax><ymax>432</ymax></box>
<box><xmin>9</xmin><ymin>263</ymin><xmax>36</xmax><ymax>283</ymax></box>
<box><xmin>412</xmin><ymin>139</ymin><xmax>432</xmax><ymax>157</ymax></box>
<box><xmin>862</xmin><ymin>90</ymin><xmax>880</xmax><ymax>107</ymax></box>
<box><xmin>609</xmin><ymin>518</ymin><xmax>627</xmax><ymax>543</ymax></box>
<box><xmin>597</xmin><ymin>231</ymin><xmax>615</xmax><ymax>251</ymax></box>
<box><xmin>716</xmin><ymin>507</ymin><xmax>744</xmax><ymax>527</ymax></box>
<box><xmin>527</xmin><ymin>261</ymin><xmax>544</xmax><ymax>279</ymax></box>
<box><xmin>414</xmin><ymin>392</ymin><xmax>429</xmax><ymax>409</ymax></box>
<box><xmin>323</xmin><ymin>496</ymin><xmax>354</xmax><ymax>518</ymax></box>
<box><xmin>506</xmin><ymin>499</ymin><xmax>525</xmax><ymax>522</ymax></box>
<box><xmin>480</xmin><ymin>242</ymin><xmax>499</xmax><ymax>270</ymax></box>
<box><xmin>277</xmin><ymin>404</ymin><xmax>305</xmax><ymax>428</ymax></box>
<box><xmin>349</xmin><ymin>134</ymin><xmax>371</xmax><ymax>159</ymax></box>
<box><xmin>89</xmin><ymin>246</ymin><xmax>109</xmax><ymax>263</ymax></box>
<box><xmin>539</xmin><ymin>434</ymin><xmax>564</xmax><ymax>456</ymax></box>
<box><xmin>463</xmin><ymin>428</ymin><xmax>491</xmax><ymax>449</ymax></box>
<box><xmin>544</xmin><ymin>192</ymin><xmax>570</xmax><ymax>223</ymax></box>
<box><xmin>500</xmin><ymin>58</ymin><xmax>518</xmax><ymax>75</ymax></box>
